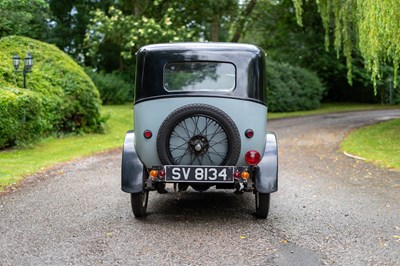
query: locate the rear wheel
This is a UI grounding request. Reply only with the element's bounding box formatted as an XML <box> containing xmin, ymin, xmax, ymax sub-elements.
<box><xmin>130</xmin><ymin>169</ymin><xmax>149</xmax><ymax>217</ymax></box>
<box><xmin>255</xmin><ymin>192</ymin><xmax>270</xmax><ymax>219</ymax></box>
<box><xmin>131</xmin><ymin>192</ymin><xmax>148</xmax><ymax>217</ymax></box>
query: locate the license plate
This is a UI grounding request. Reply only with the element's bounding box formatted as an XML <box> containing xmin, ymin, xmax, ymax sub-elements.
<box><xmin>165</xmin><ymin>166</ymin><xmax>234</xmax><ymax>183</ymax></box>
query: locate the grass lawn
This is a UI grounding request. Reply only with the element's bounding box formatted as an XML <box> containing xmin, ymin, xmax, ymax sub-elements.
<box><xmin>268</xmin><ymin>102</ymin><xmax>396</xmax><ymax>119</ymax></box>
<box><xmin>0</xmin><ymin>105</ymin><xmax>133</xmax><ymax>190</ymax></box>
<box><xmin>341</xmin><ymin>119</ymin><xmax>400</xmax><ymax>171</ymax></box>
<box><xmin>0</xmin><ymin>103</ymin><xmax>398</xmax><ymax>191</ymax></box>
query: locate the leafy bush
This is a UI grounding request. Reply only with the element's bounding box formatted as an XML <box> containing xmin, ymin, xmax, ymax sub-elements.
<box><xmin>85</xmin><ymin>70</ymin><xmax>133</xmax><ymax>104</ymax></box>
<box><xmin>267</xmin><ymin>60</ymin><xmax>326</xmax><ymax>112</ymax></box>
<box><xmin>1</xmin><ymin>89</ymin><xmax>42</xmax><ymax>147</ymax></box>
<box><xmin>0</xmin><ymin>36</ymin><xmax>105</xmax><ymax>149</ymax></box>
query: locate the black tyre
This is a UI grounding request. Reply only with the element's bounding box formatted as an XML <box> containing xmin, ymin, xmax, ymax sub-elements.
<box><xmin>255</xmin><ymin>192</ymin><xmax>270</xmax><ymax>219</ymax></box>
<box><xmin>131</xmin><ymin>191</ymin><xmax>149</xmax><ymax>217</ymax></box>
<box><xmin>130</xmin><ymin>169</ymin><xmax>149</xmax><ymax>217</ymax></box>
<box><xmin>157</xmin><ymin>104</ymin><xmax>241</xmax><ymax>166</ymax></box>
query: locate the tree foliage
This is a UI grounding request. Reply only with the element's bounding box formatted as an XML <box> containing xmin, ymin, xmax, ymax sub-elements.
<box><xmin>243</xmin><ymin>0</ymin><xmax>382</xmax><ymax>103</ymax></box>
<box><xmin>292</xmin><ymin>0</ymin><xmax>400</xmax><ymax>89</ymax></box>
<box><xmin>85</xmin><ymin>5</ymin><xmax>197</xmax><ymax>71</ymax></box>
<box><xmin>2</xmin><ymin>0</ymin><xmax>397</xmax><ymax>106</ymax></box>
<box><xmin>84</xmin><ymin>0</ymin><xmax>243</xmax><ymax>73</ymax></box>
<box><xmin>170</xmin><ymin>0</ymin><xmax>239</xmax><ymax>42</ymax></box>
<box><xmin>46</xmin><ymin>0</ymin><xmax>114</xmax><ymax>64</ymax></box>
<box><xmin>0</xmin><ymin>0</ymin><xmax>50</xmax><ymax>39</ymax></box>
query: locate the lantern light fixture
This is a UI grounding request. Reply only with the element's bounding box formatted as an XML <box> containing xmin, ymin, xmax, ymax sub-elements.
<box><xmin>12</xmin><ymin>53</ymin><xmax>33</xmax><ymax>88</ymax></box>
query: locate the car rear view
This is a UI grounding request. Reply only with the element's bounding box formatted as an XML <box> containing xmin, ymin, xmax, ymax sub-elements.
<box><xmin>122</xmin><ymin>43</ymin><xmax>278</xmax><ymax>218</ymax></box>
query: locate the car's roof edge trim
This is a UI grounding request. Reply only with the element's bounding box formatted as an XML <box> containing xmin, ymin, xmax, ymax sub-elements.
<box><xmin>134</xmin><ymin>95</ymin><xmax>267</xmax><ymax>106</ymax></box>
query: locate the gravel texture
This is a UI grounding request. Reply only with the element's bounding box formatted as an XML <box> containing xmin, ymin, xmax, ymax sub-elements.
<box><xmin>1</xmin><ymin>109</ymin><xmax>400</xmax><ymax>265</ymax></box>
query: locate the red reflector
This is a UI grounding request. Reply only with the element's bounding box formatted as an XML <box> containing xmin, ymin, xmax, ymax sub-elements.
<box><xmin>245</xmin><ymin>129</ymin><xmax>254</xmax><ymax>138</ymax></box>
<box><xmin>245</xmin><ymin>150</ymin><xmax>261</xmax><ymax>166</ymax></box>
<box><xmin>234</xmin><ymin>171</ymin><xmax>241</xmax><ymax>179</ymax></box>
<box><xmin>159</xmin><ymin>169</ymin><xmax>166</xmax><ymax>177</ymax></box>
<box><xmin>143</xmin><ymin>130</ymin><xmax>152</xmax><ymax>139</ymax></box>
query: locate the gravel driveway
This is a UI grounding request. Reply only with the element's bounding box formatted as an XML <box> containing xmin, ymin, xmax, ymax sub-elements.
<box><xmin>1</xmin><ymin>109</ymin><xmax>399</xmax><ymax>265</ymax></box>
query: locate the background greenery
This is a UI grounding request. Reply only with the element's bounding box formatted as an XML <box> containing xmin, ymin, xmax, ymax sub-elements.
<box><xmin>243</xmin><ymin>0</ymin><xmax>385</xmax><ymax>103</ymax></box>
<box><xmin>85</xmin><ymin>70</ymin><xmax>133</xmax><ymax>104</ymax></box>
<box><xmin>0</xmin><ymin>36</ymin><xmax>105</xmax><ymax>149</ymax></box>
<box><xmin>267</xmin><ymin>60</ymin><xmax>325</xmax><ymax>112</ymax></box>
<box><xmin>2</xmin><ymin>0</ymin><xmax>397</xmax><ymax>106</ymax></box>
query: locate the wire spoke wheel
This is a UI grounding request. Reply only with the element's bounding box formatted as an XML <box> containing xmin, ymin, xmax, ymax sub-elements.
<box><xmin>169</xmin><ymin>115</ymin><xmax>228</xmax><ymax>165</ymax></box>
<box><xmin>157</xmin><ymin>104</ymin><xmax>241</xmax><ymax>166</ymax></box>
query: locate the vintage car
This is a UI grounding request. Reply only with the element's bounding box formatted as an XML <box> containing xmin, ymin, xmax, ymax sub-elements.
<box><xmin>121</xmin><ymin>43</ymin><xmax>278</xmax><ymax>219</ymax></box>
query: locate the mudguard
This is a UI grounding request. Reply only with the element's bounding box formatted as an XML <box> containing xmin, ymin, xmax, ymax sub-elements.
<box><xmin>255</xmin><ymin>132</ymin><xmax>278</xmax><ymax>193</ymax></box>
<box><xmin>121</xmin><ymin>130</ymin><xmax>145</xmax><ymax>193</ymax></box>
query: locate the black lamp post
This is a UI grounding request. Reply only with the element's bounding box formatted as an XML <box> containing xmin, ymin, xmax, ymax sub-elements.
<box><xmin>12</xmin><ymin>53</ymin><xmax>33</xmax><ymax>88</ymax></box>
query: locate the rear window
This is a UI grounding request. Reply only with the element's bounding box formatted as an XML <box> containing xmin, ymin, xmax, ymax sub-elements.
<box><xmin>164</xmin><ymin>62</ymin><xmax>236</xmax><ymax>92</ymax></box>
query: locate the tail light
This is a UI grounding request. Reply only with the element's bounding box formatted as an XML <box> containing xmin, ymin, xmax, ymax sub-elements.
<box><xmin>245</xmin><ymin>150</ymin><xmax>261</xmax><ymax>166</ymax></box>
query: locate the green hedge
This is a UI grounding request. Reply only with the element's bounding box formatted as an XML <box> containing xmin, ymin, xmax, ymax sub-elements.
<box><xmin>0</xmin><ymin>36</ymin><xmax>105</xmax><ymax>149</ymax></box>
<box><xmin>85</xmin><ymin>70</ymin><xmax>133</xmax><ymax>104</ymax></box>
<box><xmin>267</xmin><ymin>60</ymin><xmax>326</xmax><ymax>112</ymax></box>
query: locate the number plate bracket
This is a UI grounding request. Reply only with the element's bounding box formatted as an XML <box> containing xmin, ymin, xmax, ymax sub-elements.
<box><xmin>165</xmin><ymin>166</ymin><xmax>234</xmax><ymax>183</ymax></box>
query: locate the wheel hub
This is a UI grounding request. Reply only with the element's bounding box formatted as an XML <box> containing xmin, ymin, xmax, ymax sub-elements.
<box><xmin>189</xmin><ymin>135</ymin><xmax>209</xmax><ymax>154</ymax></box>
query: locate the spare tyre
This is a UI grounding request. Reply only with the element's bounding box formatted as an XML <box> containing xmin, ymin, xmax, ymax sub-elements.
<box><xmin>157</xmin><ymin>104</ymin><xmax>241</xmax><ymax>166</ymax></box>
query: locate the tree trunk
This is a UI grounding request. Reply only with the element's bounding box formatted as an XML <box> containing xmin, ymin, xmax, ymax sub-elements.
<box><xmin>119</xmin><ymin>55</ymin><xmax>125</xmax><ymax>73</ymax></box>
<box><xmin>211</xmin><ymin>14</ymin><xmax>219</xmax><ymax>42</ymax></box>
<box><xmin>230</xmin><ymin>0</ymin><xmax>257</xmax><ymax>42</ymax></box>
<box><xmin>133</xmin><ymin>0</ymin><xmax>145</xmax><ymax>16</ymax></box>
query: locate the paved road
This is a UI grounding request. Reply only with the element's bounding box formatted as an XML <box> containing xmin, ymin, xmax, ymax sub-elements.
<box><xmin>1</xmin><ymin>110</ymin><xmax>400</xmax><ymax>265</ymax></box>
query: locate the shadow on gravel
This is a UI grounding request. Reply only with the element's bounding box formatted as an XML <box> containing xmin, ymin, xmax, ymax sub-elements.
<box><xmin>140</xmin><ymin>189</ymin><xmax>260</xmax><ymax>222</ymax></box>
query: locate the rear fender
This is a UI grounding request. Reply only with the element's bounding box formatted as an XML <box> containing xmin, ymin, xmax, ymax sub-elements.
<box><xmin>121</xmin><ymin>130</ymin><xmax>144</xmax><ymax>193</ymax></box>
<box><xmin>255</xmin><ymin>132</ymin><xmax>278</xmax><ymax>193</ymax></box>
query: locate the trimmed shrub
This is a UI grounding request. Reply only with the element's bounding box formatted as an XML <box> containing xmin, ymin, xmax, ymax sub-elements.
<box><xmin>0</xmin><ymin>36</ymin><xmax>105</xmax><ymax>149</ymax></box>
<box><xmin>266</xmin><ymin>60</ymin><xmax>326</xmax><ymax>112</ymax></box>
<box><xmin>85</xmin><ymin>70</ymin><xmax>133</xmax><ymax>104</ymax></box>
<box><xmin>1</xmin><ymin>89</ymin><xmax>41</xmax><ymax>147</ymax></box>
